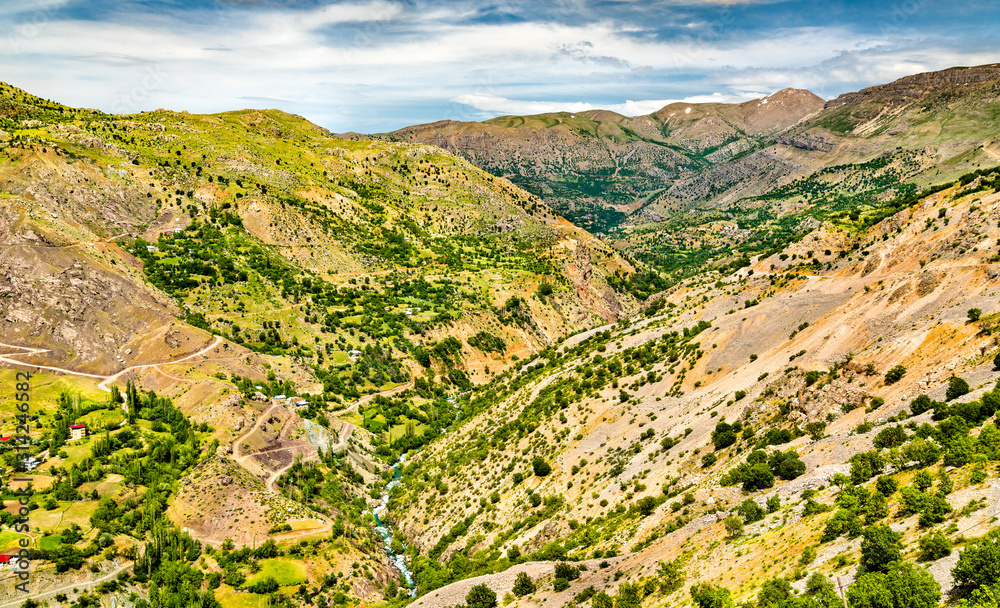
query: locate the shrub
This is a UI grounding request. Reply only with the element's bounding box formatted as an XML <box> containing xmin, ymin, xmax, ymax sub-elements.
<box><xmin>701</xmin><ymin>453</ymin><xmax>717</xmax><ymax>468</ymax></box>
<box><xmin>723</xmin><ymin>516</ymin><xmax>743</xmax><ymax>538</ymax></box>
<box><xmin>690</xmin><ymin>583</ymin><xmax>733</xmax><ymax>608</ymax></box>
<box><xmin>946</xmin><ymin>376</ymin><xmax>970</xmax><ymax>401</ymax></box>
<box><xmin>553</xmin><ymin>578</ymin><xmax>570</xmax><ymax>592</ymax></box>
<box><xmin>466</xmin><ymin>584</ymin><xmax>498</xmax><ymax>608</ymax></box>
<box><xmin>873</xmin><ymin>425</ymin><xmax>907</xmax><ymax>449</ymax></box>
<box><xmin>531</xmin><ymin>458</ymin><xmax>551</xmax><ymax>477</ymax></box>
<box><xmin>968</xmin><ymin>308</ymin><xmax>982</xmax><ymax>322</ymax></box>
<box><xmin>742</xmin><ymin>463</ymin><xmax>775</xmax><ymax>492</ymax></box>
<box><xmin>875</xmin><ymin>476</ymin><xmax>898</xmax><ymax>497</ymax></box>
<box><xmin>860</xmin><ymin>525</ymin><xmax>903</xmax><ymax>574</ymax></box>
<box><xmin>917</xmin><ymin>531</ymin><xmax>952</xmax><ymax>561</ymax></box>
<box><xmin>736</xmin><ymin>499</ymin><xmax>765</xmax><ymax>523</ymax></box>
<box><xmin>952</xmin><ymin>530</ymin><xmax>1000</xmax><ymax>588</ymax></box>
<box><xmin>847</xmin><ymin>562</ymin><xmax>940</xmax><ymax>608</ymax></box>
<box><xmin>884</xmin><ymin>365</ymin><xmax>906</xmax><ymax>385</ymax></box>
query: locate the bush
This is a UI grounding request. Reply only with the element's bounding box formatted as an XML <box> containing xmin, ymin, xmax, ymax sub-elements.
<box><xmin>875</xmin><ymin>476</ymin><xmax>898</xmax><ymax>497</ymax></box>
<box><xmin>701</xmin><ymin>453</ymin><xmax>717</xmax><ymax>468</ymax></box>
<box><xmin>723</xmin><ymin>516</ymin><xmax>743</xmax><ymax>538</ymax></box>
<box><xmin>884</xmin><ymin>365</ymin><xmax>906</xmax><ymax>385</ymax></box>
<box><xmin>860</xmin><ymin>525</ymin><xmax>903</xmax><ymax>574</ymax></box>
<box><xmin>968</xmin><ymin>308</ymin><xmax>982</xmax><ymax>322</ymax></box>
<box><xmin>873</xmin><ymin>426</ymin><xmax>907</xmax><ymax>449</ymax></box>
<box><xmin>742</xmin><ymin>463</ymin><xmax>775</xmax><ymax>492</ymax></box>
<box><xmin>553</xmin><ymin>578</ymin><xmax>570</xmax><ymax>592</ymax></box>
<box><xmin>554</xmin><ymin>563</ymin><xmax>580</xmax><ymax>581</ymax></box>
<box><xmin>946</xmin><ymin>376</ymin><xmax>970</xmax><ymax>402</ymax></box>
<box><xmin>952</xmin><ymin>530</ymin><xmax>1000</xmax><ymax>589</ymax></box>
<box><xmin>531</xmin><ymin>458</ymin><xmax>551</xmax><ymax>477</ymax></box>
<box><xmin>847</xmin><ymin>562</ymin><xmax>940</xmax><ymax>608</ymax></box>
<box><xmin>736</xmin><ymin>499</ymin><xmax>765</xmax><ymax>523</ymax></box>
<box><xmin>466</xmin><ymin>584</ymin><xmax>498</xmax><ymax>608</ymax></box>
<box><xmin>690</xmin><ymin>583</ymin><xmax>733</xmax><ymax>608</ymax></box>
<box><xmin>917</xmin><ymin>531</ymin><xmax>952</xmax><ymax>561</ymax></box>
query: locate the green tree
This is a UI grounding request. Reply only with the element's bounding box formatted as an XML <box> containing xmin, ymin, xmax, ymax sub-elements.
<box><xmin>946</xmin><ymin>376</ymin><xmax>970</xmax><ymax>401</ymax></box>
<box><xmin>657</xmin><ymin>559</ymin><xmax>685</xmax><ymax>594</ymax></box>
<box><xmin>512</xmin><ymin>572</ymin><xmax>536</xmax><ymax>597</ymax></box>
<box><xmin>466</xmin><ymin>584</ymin><xmax>498</xmax><ymax>608</ymax></box>
<box><xmin>884</xmin><ymin>365</ymin><xmax>906</xmax><ymax>385</ymax></box>
<box><xmin>690</xmin><ymin>583</ymin><xmax>734</xmax><ymax>608</ymax></box>
<box><xmin>917</xmin><ymin>531</ymin><xmax>952</xmax><ymax>562</ymax></box>
<box><xmin>860</xmin><ymin>525</ymin><xmax>903</xmax><ymax>574</ymax></box>
<box><xmin>847</xmin><ymin>562</ymin><xmax>939</xmax><ymax>608</ymax></box>
<box><xmin>967</xmin><ymin>308</ymin><xmax>982</xmax><ymax>322</ymax></box>
<box><xmin>952</xmin><ymin>530</ymin><xmax>1000</xmax><ymax>589</ymax></box>
<box><xmin>531</xmin><ymin>457</ymin><xmax>551</xmax><ymax>477</ymax></box>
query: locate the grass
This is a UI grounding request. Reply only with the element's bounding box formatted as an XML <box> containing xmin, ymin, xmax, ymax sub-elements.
<box><xmin>217</xmin><ymin>586</ymin><xmax>269</xmax><ymax>608</ymax></box>
<box><xmin>29</xmin><ymin>501</ymin><xmax>99</xmax><ymax>533</ymax></box>
<box><xmin>38</xmin><ymin>535</ymin><xmax>62</xmax><ymax>550</ymax></box>
<box><xmin>246</xmin><ymin>558</ymin><xmax>307</xmax><ymax>587</ymax></box>
<box><xmin>0</xmin><ymin>531</ymin><xmax>28</xmax><ymax>551</ymax></box>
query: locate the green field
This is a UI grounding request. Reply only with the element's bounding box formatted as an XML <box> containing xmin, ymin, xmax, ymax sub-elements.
<box><xmin>38</xmin><ymin>535</ymin><xmax>62</xmax><ymax>550</ymax></box>
<box><xmin>0</xmin><ymin>531</ymin><xmax>29</xmax><ymax>551</ymax></box>
<box><xmin>246</xmin><ymin>559</ymin><xmax>308</xmax><ymax>587</ymax></box>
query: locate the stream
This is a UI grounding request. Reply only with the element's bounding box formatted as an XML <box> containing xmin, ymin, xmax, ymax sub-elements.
<box><xmin>372</xmin><ymin>455</ymin><xmax>416</xmax><ymax>597</ymax></box>
<box><xmin>370</xmin><ymin>404</ymin><xmax>461</xmax><ymax>598</ymax></box>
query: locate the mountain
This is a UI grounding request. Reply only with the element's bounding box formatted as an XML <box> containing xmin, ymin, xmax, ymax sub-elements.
<box><xmin>1</xmin><ymin>68</ymin><xmax>1000</xmax><ymax>608</ymax></box>
<box><xmin>383</xmin><ymin>89</ymin><xmax>825</xmax><ymax>234</ymax></box>
<box><xmin>385</xmin><ymin>65</ymin><xmax>1000</xmax><ymax>288</ymax></box>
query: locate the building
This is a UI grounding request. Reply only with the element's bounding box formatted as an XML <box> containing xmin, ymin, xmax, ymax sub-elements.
<box><xmin>348</xmin><ymin>349</ymin><xmax>362</xmax><ymax>361</ymax></box>
<box><xmin>69</xmin><ymin>424</ymin><xmax>87</xmax><ymax>441</ymax></box>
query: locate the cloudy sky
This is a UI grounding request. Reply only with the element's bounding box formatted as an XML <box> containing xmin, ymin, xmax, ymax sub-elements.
<box><xmin>2</xmin><ymin>0</ymin><xmax>998</xmax><ymax>132</ymax></box>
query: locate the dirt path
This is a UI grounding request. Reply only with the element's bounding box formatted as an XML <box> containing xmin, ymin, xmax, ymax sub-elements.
<box><xmin>0</xmin><ymin>561</ymin><xmax>133</xmax><ymax>608</ymax></box>
<box><xmin>0</xmin><ymin>336</ymin><xmax>223</xmax><ymax>392</ymax></box>
<box><xmin>97</xmin><ymin>336</ymin><xmax>223</xmax><ymax>392</ymax></box>
<box><xmin>337</xmin><ymin>381</ymin><xmax>414</xmax><ymax>415</ymax></box>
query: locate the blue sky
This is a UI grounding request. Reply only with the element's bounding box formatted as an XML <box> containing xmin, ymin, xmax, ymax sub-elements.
<box><xmin>2</xmin><ymin>0</ymin><xmax>998</xmax><ymax>132</ymax></box>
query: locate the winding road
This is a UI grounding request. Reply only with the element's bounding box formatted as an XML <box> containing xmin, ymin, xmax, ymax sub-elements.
<box><xmin>0</xmin><ymin>561</ymin><xmax>134</xmax><ymax>608</ymax></box>
<box><xmin>0</xmin><ymin>336</ymin><xmax>224</xmax><ymax>393</ymax></box>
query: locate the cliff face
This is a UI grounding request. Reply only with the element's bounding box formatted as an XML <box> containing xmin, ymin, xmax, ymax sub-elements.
<box><xmin>825</xmin><ymin>63</ymin><xmax>1000</xmax><ymax>109</ymax></box>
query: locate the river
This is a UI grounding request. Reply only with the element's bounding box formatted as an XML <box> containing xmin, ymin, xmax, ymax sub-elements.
<box><xmin>372</xmin><ymin>455</ymin><xmax>416</xmax><ymax>597</ymax></box>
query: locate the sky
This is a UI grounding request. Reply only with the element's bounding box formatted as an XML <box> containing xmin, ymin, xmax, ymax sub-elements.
<box><xmin>1</xmin><ymin>0</ymin><xmax>998</xmax><ymax>133</ymax></box>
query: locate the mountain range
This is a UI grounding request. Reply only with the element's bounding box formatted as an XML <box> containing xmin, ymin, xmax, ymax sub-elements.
<box><xmin>0</xmin><ymin>64</ymin><xmax>999</xmax><ymax>608</ymax></box>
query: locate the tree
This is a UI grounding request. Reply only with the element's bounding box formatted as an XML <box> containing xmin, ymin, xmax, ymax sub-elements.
<box><xmin>466</xmin><ymin>584</ymin><xmax>498</xmax><ymax>608</ymax></box>
<box><xmin>917</xmin><ymin>531</ymin><xmax>952</xmax><ymax>562</ymax></box>
<box><xmin>512</xmin><ymin>572</ymin><xmax>536</xmax><ymax>597</ymax></box>
<box><xmin>884</xmin><ymin>365</ymin><xmax>906</xmax><ymax>385</ymax></box>
<box><xmin>847</xmin><ymin>562</ymin><xmax>939</xmax><ymax>608</ymax></box>
<box><xmin>946</xmin><ymin>376</ymin><xmax>970</xmax><ymax>402</ymax></box>
<box><xmin>657</xmin><ymin>559</ymin><xmax>685</xmax><ymax>594</ymax></box>
<box><xmin>737</xmin><ymin>499</ymin><xmax>765</xmax><ymax>523</ymax></box>
<box><xmin>967</xmin><ymin>308</ymin><xmax>982</xmax><ymax>322</ymax></box>
<box><xmin>531</xmin><ymin>457</ymin><xmax>551</xmax><ymax>477</ymax></box>
<box><xmin>860</xmin><ymin>525</ymin><xmax>902</xmax><ymax>574</ymax></box>
<box><xmin>952</xmin><ymin>530</ymin><xmax>1000</xmax><ymax>589</ymax></box>
<box><xmin>757</xmin><ymin>578</ymin><xmax>792</xmax><ymax>608</ymax></box>
<box><xmin>723</xmin><ymin>516</ymin><xmax>744</xmax><ymax>538</ymax></box>
<box><xmin>742</xmin><ymin>463</ymin><xmax>775</xmax><ymax>492</ymax></box>
<box><xmin>994</xmin><ymin>352</ymin><xmax>1000</xmax><ymax>370</ymax></box>
<box><xmin>690</xmin><ymin>584</ymin><xmax>734</xmax><ymax>608</ymax></box>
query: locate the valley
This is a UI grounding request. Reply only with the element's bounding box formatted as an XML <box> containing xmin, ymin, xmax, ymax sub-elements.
<box><xmin>0</xmin><ymin>64</ymin><xmax>999</xmax><ymax>608</ymax></box>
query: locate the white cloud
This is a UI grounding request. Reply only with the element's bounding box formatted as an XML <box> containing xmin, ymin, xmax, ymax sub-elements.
<box><xmin>452</xmin><ymin>91</ymin><xmax>761</xmax><ymax>117</ymax></box>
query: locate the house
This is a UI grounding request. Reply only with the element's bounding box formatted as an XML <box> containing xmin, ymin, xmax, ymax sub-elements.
<box><xmin>273</xmin><ymin>394</ymin><xmax>287</xmax><ymax>402</ymax></box>
<box><xmin>146</xmin><ymin>245</ymin><xmax>158</xmax><ymax>252</ymax></box>
<box><xmin>348</xmin><ymin>349</ymin><xmax>362</xmax><ymax>361</ymax></box>
<box><xmin>0</xmin><ymin>437</ymin><xmax>12</xmax><ymax>443</ymax></box>
<box><xmin>292</xmin><ymin>398</ymin><xmax>308</xmax><ymax>408</ymax></box>
<box><xmin>69</xmin><ymin>424</ymin><xmax>87</xmax><ymax>441</ymax></box>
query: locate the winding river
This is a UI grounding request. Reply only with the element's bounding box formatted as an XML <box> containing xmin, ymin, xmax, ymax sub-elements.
<box><xmin>372</xmin><ymin>455</ymin><xmax>416</xmax><ymax>597</ymax></box>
